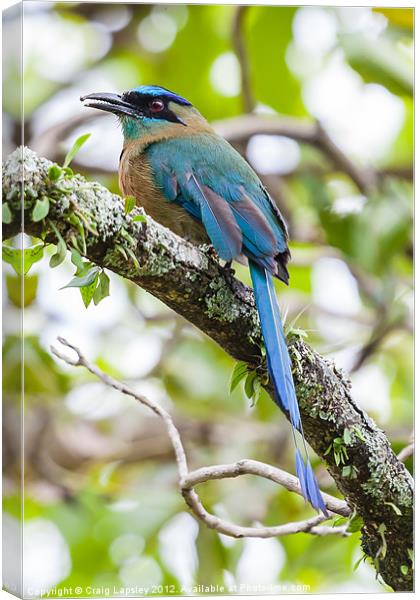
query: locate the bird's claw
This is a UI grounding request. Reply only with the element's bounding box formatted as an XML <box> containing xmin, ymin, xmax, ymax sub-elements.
<box><xmin>222</xmin><ymin>260</ymin><xmax>237</xmax><ymax>286</ymax></box>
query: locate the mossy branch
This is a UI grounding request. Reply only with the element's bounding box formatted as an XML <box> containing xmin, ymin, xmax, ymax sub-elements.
<box><xmin>2</xmin><ymin>147</ymin><xmax>413</xmax><ymax>591</ymax></box>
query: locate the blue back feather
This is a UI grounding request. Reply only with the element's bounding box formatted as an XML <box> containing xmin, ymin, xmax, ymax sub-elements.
<box><xmin>184</xmin><ymin>174</ymin><xmax>242</xmax><ymax>261</ymax></box>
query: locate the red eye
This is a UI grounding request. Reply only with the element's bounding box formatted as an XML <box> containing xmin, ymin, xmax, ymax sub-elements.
<box><xmin>150</xmin><ymin>99</ymin><xmax>164</xmax><ymax>113</ymax></box>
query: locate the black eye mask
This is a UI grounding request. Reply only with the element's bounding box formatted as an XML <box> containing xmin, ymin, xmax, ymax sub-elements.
<box><xmin>121</xmin><ymin>91</ymin><xmax>187</xmax><ymax>125</ymax></box>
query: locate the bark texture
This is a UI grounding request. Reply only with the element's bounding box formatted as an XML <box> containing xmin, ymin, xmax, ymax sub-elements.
<box><xmin>3</xmin><ymin>147</ymin><xmax>413</xmax><ymax>591</ymax></box>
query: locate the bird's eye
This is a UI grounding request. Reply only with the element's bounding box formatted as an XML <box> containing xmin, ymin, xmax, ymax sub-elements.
<box><xmin>149</xmin><ymin>99</ymin><xmax>165</xmax><ymax>113</ymax></box>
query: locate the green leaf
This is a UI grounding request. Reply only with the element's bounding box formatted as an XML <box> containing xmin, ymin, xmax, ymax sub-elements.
<box><xmin>124</xmin><ymin>196</ymin><xmax>136</xmax><ymax>215</ymax></box>
<box><xmin>32</xmin><ymin>197</ymin><xmax>50</xmax><ymax>222</ymax></box>
<box><xmin>244</xmin><ymin>371</ymin><xmax>257</xmax><ymax>399</ymax></box>
<box><xmin>2</xmin><ymin>203</ymin><xmax>12</xmax><ymax>224</ymax></box>
<box><xmin>408</xmin><ymin>548</ymin><xmax>414</xmax><ymax>563</ymax></box>
<box><xmin>229</xmin><ymin>361</ymin><xmax>248</xmax><ymax>393</ymax></box>
<box><xmin>347</xmin><ymin>514</ymin><xmax>364</xmax><ymax>533</ymax></box>
<box><xmin>133</xmin><ymin>214</ymin><xmax>147</xmax><ymax>223</ymax></box>
<box><xmin>343</xmin><ymin>428</ymin><xmax>352</xmax><ymax>445</ymax></box>
<box><xmin>49</xmin><ymin>239</ymin><xmax>67</xmax><ymax>268</ymax></box>
<box><xmin>93</xmin><ymin>271</ymin><xmax>110</xmax><ymax>305</ymax></box>
<box><xmin>2</xmin><ymin>243</ymin><xmax>44</xmax><ymax>275</ymax></box>
<box><xmin>353</xmin><ymin>554</ymin><xmax>366</xmax><ymax>572</ymax></box>
<box><xmin>67</xmin><ymin>213</ymin><xmax>86</xmax><ymax>254</ymax></box>
<box><xmin>332</xmin><ymin>516</ymin><xmax>348</xmax><ymax>527</ymax></box>
<box><xmin>384</xmin><ymin>502</ymin><xmax>402</xmax><ymax>516</ymax></box>
<box><xmin>377</xmin><ymin>523</ymin><xmax>387</xmax><ymax>558</ymax></box>
<box><xmin>244</xmin><ymin>371</ymin><xmax>262</xmax><ymax>406</ymax></box>
<box><xmin>341</xmin><ymin>466</ymin><xmax>352</xmax><ymax>478</ymax></box>
<box><xmin>353</xmin><ymin>427</ymin><xmax>366</xmax><ymax>442</ymax></box>
<box><xmin>119</xmin><ymin>227</ymin><xmax>136</xmax><ymax>246</ymax></box>
<box><xmin>115</xmin><ymin>244</ymin><xmax>128</xmax><ymax>260</ymax></box>
<box><xmin>49</xmin><ymin>222</ymin><xmax>67</xmax><ymax>268</ymax></box>
<box><xmin>324</xmin><ymin>443</ymin><xmax>332</xmax><ymax>456</ymax></box>
<box><xmin>48</xmin><ymin>165</ymin><xmax>62</xmax><ymax>181</ymax></box>
<box><xmin>61</xmin><ymin>266</ymin><xmax>100</xmax><ymax>289</ymax></box>
<box><xmin>79</xmin><ymin>275</ymin><xmax>99</xmax><ymax>308</ymax></box>
<box><xmin>70</xmin><ymin>249</ymin><xmax>86</xmax><ymax>275</ymax></box>
<box><xmin>126</xmin><ymin>246</ymin><xmax>140</xmax><ymax>270</ymax></box>
<box><xmin>288</xmin><ymin>327</ymin><xmax>308</xmax><ymax>339</ymax></box>
<box><xmin>250</xmin><ymin>377</ymin><xmax>261</xmax><ymax>407</ymax></box>
<box><xmin>400</xmin><ymin>565</ymin><xmax>409</xmax><ymax>576</ymax></box>
<box><xmin>63</xmin><ymin>133</ymin><xmax>91</xmax><ymax>168</ymax></box>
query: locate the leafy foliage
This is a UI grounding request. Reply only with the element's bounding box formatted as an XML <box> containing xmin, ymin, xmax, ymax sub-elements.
<box><xmin>62</xmin><ymin>257</ymin><xmax>110</xmax><ymax>308</ymax></box>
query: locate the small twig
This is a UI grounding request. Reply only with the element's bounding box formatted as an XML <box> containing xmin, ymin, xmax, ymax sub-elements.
<box><xmin>397</xmin><ymin>438</ymin><xmax>414</xmax><ymax>463</ymax></box>
<box><xmin>183</xmin><ymin>460</ymin><xmax>350</xmax><ymax>517</ymax></box>
<box><xmin>232</xmin><ymin>6</ymin><xmax>255</xmax><ymax>113</ymax></box>
<box><xmin>350</xmin><ymin>316</ymin><xmax>406</xmax><ymax>373</ymax></box>
<box><xmin>181</xmin><ymin>488</ymin><xmax>346</xmax><ymax>539</ymax></box>
<box><xmin>51</xmin><ymin>337</ymin><xmax>350</xmax><ymax>539</ymax></box>
<box><xmin>51</xmin><ymin>337</ymin><xmax>188</xmax><ymax>478</ymax></box>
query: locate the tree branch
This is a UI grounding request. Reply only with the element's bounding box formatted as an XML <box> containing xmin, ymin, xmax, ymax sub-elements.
<box><xmin>3</xmin><ymin>147</ymin><xmax>413</xmax><ymax>591</ymax></box>
<box><xmin>214</xmin><ymin>115</ymin><xmax>378</xmax><ymax>194</ymax></box>
<box><xmin>397</xmin><ymin>436</ymin><xmax>414</xmax><ymax>463</ymax></box>
<box><xmin>232</xmin><ymin>6</ymin><xmax>255</xmax><ymax>113</ymax></box>
<box><xmin>50</xmin><ymin>337</ymin><xmax>348</xmax><ymax>540</ymax></box>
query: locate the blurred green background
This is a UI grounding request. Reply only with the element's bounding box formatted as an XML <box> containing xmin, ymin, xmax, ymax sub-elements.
<box><xmin>2</xmin><ymin>2</ymin><xmax>413</xmax><ymax>596</ymax></box>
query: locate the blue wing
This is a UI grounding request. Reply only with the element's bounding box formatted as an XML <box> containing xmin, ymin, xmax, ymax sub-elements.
<box><xmin>147</xmin><ymin>134</ymin><xmax>289</xmax><ymax>277</ymax></box>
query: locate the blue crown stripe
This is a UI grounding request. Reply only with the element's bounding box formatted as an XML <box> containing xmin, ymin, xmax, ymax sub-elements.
<box><xmin>132</xmin><ymin>85</ymin><xmax>191</xmax><ymax>106</ymax></box>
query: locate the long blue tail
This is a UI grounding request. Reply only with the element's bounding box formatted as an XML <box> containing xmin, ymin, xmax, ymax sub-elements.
<box><xmin>249</xmin><ymin>261</ymin><xmax>327</xmax><ymax>515</ymax></box>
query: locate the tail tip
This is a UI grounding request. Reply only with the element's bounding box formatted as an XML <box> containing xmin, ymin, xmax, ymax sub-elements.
<box><xmin>296</xmin><ymin>450</ymin><xmax>328</xmax><ymax>516</ymax></box>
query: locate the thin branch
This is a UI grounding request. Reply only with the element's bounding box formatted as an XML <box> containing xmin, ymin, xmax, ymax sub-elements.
<box><xmin>51</xmin><ymin>337</ymin><xmax>348</xmax><ymax>539</ymax></box>
<box><xmin>183</xmin><ymin>460</ymin><xmax>349</xmax><ymax>517</ymax></box>
<box><xmin>214</xmin><ymin>115</ymin><xmax>378</xmax><ymax>194</ymax></box>
<box><xmin>351</xmin><ymin>318</ymin><xmax>402</xmax><ymax>373</ymax></box>
<box><xmin>182</xmin><ymin>488</ymin><xmax>344</xmax><ymax>539</ymax></box>
<box><xmin>397</xmin><ymin>435</ymin><xmax>414</xmax><ymax>463</ymax></box>
<box><xmin>51</xmin><ymin>337</ymin><xmax>189</xmax><ymax>479</ymax></box>
<box><xmin>232</xmin><ymin>6</ymin><xmax>255</xmax><ymax>113</ymax></box>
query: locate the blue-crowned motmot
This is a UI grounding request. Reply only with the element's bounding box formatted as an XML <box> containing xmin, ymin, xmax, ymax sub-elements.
<box><xmin>81</xmin><ymin>85</ymin><xmax>326</xmax><ymax>514</ymax></box>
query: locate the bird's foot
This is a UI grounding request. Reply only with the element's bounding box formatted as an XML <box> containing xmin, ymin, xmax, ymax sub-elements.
<box><xmin>222</xmin><ymin>260</ymin><xmax>237</xmax><ymax>286</ymax></box>
<box><xmin>201</xmin><ymin>244</ymin><xmax>219</xmax><ymax>261</ymax></box>
<box><xmin>200</xmin><ymin>245</ymin><xmax>236</xmax><ymax>283</ymax></box>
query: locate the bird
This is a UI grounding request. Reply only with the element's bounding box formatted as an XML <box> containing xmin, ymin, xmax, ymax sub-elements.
<box><xmin>81</xmin><ymin>85</ymin><xmax>327</xmax><ymax>514</ymax></box>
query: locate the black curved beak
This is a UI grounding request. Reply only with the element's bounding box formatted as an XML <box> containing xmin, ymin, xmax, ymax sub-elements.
<box><xmin>80</xmin><ymin>92</ymin><xmax>141</xmax><ymax>118</ymax></box>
